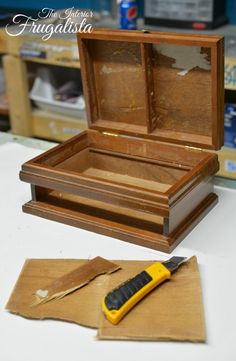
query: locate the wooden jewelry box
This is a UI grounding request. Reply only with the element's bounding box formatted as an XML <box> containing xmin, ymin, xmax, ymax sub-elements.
<box><xmin>20</xmin><ymin>29</ymin><xmax>224</xmax><ymax>253</ymax></box>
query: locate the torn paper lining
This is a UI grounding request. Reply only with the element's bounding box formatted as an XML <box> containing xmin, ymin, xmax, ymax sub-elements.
<box><xmin>153</xmin><ymin>44</ymin><xmax>211</xmax><ymax>76</ymax></box>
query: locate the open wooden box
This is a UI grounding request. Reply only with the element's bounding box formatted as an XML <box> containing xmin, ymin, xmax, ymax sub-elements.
<box><xmin>20</xmin><ymin>29</ymin><xmax>224</xmax><ymax>253</ymax></box>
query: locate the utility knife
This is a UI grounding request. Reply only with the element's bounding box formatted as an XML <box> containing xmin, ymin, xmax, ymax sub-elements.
<box><xmin>101</xmin><ymin>256</ymin><xmax>187</xmax><ymax>325</ymax></box>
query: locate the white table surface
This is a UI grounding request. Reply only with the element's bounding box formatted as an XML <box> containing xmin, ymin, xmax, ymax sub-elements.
<box><xmin>0</xmin><ymin>141</ymin><xmax>236</xmax><ymax>361</ymax></box>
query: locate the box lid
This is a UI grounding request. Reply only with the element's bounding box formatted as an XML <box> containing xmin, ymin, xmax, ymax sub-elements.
<box><xmin>77</xmin><ymin>29</ymin><xmax>224</xmax><ymax>150</ymax></box>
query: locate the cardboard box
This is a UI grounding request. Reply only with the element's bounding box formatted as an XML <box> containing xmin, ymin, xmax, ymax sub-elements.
<box><xmin>217</xmin><ymin>146</ymin><xmax>236</xmax><ymax>179</ymax></box>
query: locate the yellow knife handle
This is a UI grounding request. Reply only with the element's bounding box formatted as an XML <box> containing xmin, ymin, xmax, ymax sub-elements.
<box><xmin>101</xmin><ymin>262</ymin><xmax>171</xmax><ymax>325</ymax></box>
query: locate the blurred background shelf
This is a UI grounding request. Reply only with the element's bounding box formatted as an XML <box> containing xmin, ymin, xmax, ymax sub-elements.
<box><xmin>0</xmin><ymin>28</ymin><xmax>7</xmax><ymax>54</ymax></box>
<box><xmin>7</xmin><ymin>34</ymin><xmax>80</xmax><ymax>68</ymax></box>
<box><xmin>0</xmin><ymin>94</ymin><xmax>8</xmax><ymax>115</ymax></box>
<box><xmin>217</xmin><ymin>147</ymin><xmax>236</xmax><ymax>179</ymax></box>
<box><xmin>32</xmin><ymin>108</ymin><xmax>87</xmax><ymax>142</ymax></box>
<box><xmin>225</xmin><ymin>57</ymin><xmax>236</xmax><ymax>91</ymax></box>
<box><xmin>3</xmin><ymin>29</ymin><xmax>85</xmax><ymax>140</ymax></box>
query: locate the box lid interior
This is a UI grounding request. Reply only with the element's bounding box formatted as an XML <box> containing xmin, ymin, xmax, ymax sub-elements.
<box><xmin>77</xmin><ymin>29</ymin><xmax>224</xmax><ymax>150</ymax></box>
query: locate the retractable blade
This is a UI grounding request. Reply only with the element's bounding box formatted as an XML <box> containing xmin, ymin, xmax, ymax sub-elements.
<box><xmin>101</xmin><ymin>256</ymin><xmax>187</xmax><ymax>325</ymax></box>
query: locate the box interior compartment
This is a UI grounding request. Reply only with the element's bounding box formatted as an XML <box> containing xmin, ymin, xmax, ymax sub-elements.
<box><xmin>54</xmin><ymin>147</ymin><xmax>188</xmax><ymax>192</ymax></box>
<box><xmin>79</xmin><ymin>35</ymin><xmax>221</xmax><ymax>149</ymax></box>
<box><xmin>34</xmin><ymin>131</ymin><xmax>194</xmax><ymax>194</ymax></box>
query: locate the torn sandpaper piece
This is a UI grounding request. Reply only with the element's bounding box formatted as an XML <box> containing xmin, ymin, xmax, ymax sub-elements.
<box><xmin>32</xmin><ymin>256</ymin><xmax>120</xmax><ymax>306</ymax></box>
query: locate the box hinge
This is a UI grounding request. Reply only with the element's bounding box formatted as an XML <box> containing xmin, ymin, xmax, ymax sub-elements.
<box><xmin>185</xmin><ymin>145</ymin><xmax>202</xmax><ymax>152</ymax></box>
<box><xmin>102</xmin><ymin>131</ymin><xmax>119</xmax><ymax>137</ymax></box>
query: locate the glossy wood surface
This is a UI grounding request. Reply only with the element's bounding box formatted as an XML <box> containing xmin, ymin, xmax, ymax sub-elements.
<box><xmin>20</xmin><ymin>130</ymin><xmax>219</xmax><ymax>252</ymax></box>
<box><xmin>22</xmin><ymin>192</ymin><xmax>218</xmax><ymax>253</ymax></box>
<box><xmin>20</xmin><ymin>30</ymin><xmax>224</xmax><ymax>252</ymax></box>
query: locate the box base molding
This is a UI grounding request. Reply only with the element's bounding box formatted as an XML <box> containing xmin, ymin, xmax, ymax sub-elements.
<box><xmin>22</xmin><ymin>192</ymin><xmax>218</xmax><ymax>253</ymax></box>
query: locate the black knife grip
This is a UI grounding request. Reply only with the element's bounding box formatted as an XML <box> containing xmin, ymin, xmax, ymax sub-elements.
<box><xmin>104</xmin><ymin>271</ymin><xmax>152</xmax><ymax>311</ymax></box>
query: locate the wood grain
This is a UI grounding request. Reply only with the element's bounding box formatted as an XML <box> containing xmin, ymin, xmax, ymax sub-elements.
<box><xmin>152</xmin><ymin>45</ymin><xmax>211</xmax><ymax>136</ymax></box>
<box><xmin>77</xmin><ymin>29</ymin><xmax>224</xmax><ymax>150</ymax></box>
<box><xmin>32</xmin><ymin>256</ymin><xmax>120</xmax><ymax>306</ymax></box>
<box><xmin>22</xmin><ymin>192</ymin><xmax>217</xmax><ymax>253</ymax></box>
<box><xmin>3</xmin><ymin>55</ymin><xmax>32</xmax><ymax>136</ymax></box>
<box><xmin>20</xmin><ymin>132</ymin><xmax>219</xmax><ymax>251</ymax></box>
<box><xmin>19</xmin><ymin>30</ymin><xmax>224</xmax><ymax>252</ymax></box>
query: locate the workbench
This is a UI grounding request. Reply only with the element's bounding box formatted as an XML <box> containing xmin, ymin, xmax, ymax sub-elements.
<box><xmin>0</xmin><ymin>132</ymin><xmax>235</xmax><ymax>360</ymax></box>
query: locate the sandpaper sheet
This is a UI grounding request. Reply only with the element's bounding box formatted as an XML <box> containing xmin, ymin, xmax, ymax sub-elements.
<box><xmin>6</xmin><ymin>259</ymin><xmax>109</xmax><ymax>328</ymax></box>
<box><xmin>5</xmin><ymin>257</ymin><xmax>206</xmax><ymax>341</ymax></box>
<box><xmin>98</xmin><ymin>256</ymin><xmax>205</xmax><ymax>341</ymax></box>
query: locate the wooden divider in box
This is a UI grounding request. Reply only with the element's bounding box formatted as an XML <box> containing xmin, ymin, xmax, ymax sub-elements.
<box><xmin>20</xmin><ymin>30</ymin><xmax>224</xmax><ymax>252</ymax></box>
<box><xmin>78</xmin><ymin>29</ymin><xmax>224</xmax><ymax>149</ymax></box>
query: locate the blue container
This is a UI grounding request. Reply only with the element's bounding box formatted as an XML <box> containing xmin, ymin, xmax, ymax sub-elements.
<box><xmin>224</xmin><ymin>104</ymin><xmax>236</xmax><ymax>148</ymax></box>
<box><xmin>227</xmin><ymin>0</ymin><xmax>236</xmax><ymax>25</ymax></box>
<box><xmin>119</xmin><ymin>0</ymin><xmax>137</xmax><ymax>30</ymax></box>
